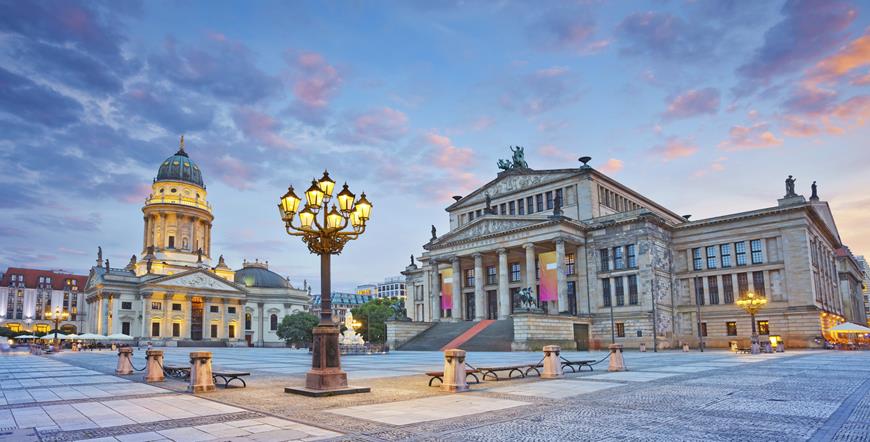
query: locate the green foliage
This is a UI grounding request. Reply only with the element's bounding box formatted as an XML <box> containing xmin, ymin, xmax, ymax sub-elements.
<box><xmin>0</xmin><ymin>327</ymin><xmax>28</xmax><ymax>338</ymax></box>
<box><xmin>350</xmin><ymin>297</ymin><xmax>402</xmax><ymax>344</ymax></box>
<box><xmin>276</xmin><ymin>311</ymin><xmax>319</xmax><ymax>345</ymax></box>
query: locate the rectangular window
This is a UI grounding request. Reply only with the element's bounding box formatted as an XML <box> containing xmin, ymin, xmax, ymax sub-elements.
<box><xmin>121</xmin><ymin>301</ymin><xmax>132</xmax><ymax>310</ymax></box>
<box><xmin>172</xmin><ymin>303</ymin><xmax>182</xmax><ymax>311</ymax></box>
<box><xmin>708</xmin><ymin>276</ymin><xmax>719</xmax><ymax>304</ymax></box>
<box><xmin>720</xmin><ymin>244</ymin><xmax>732</xmax><ymax>268</ymax></box>
<box><xmin>508</xmin><ymin>201</ymin><xmax>516</xmax><ymax>215</ymax></box>
<box><xmin>627</xmin><ymin>244</ymin><xmax>637</xmax><ymax>268</ymax></box>
<box><xmin>486</xmin><ymin>266</ymin><xmax>497</xmax><ymax>285</ymax></box>
<box><xmin>228</xmin><ymin>306</ymin><xmax>236</xmax><ymax>314</ymax></box>
<box><xmin>628</xmin><ymin>275</ymin><xmax>638</xmax><ymax>305</ymax></box>
<box><xmin>518</xmin><ymin>199</ymin><xmax>525</xmax><ymax>215</ymax></box>
<box><xmin>613</xmin><ymin>247</ymin><xmax>624</xmax><ymax>270</ymax></box>
<box><xmin>602</xmin><ymin>279</ymin><xmax>612</xmax><ymax>307</ymax></box>
<box><xmin>692</xmin><ymin>248</ymin><xmax>703</xmax><ymax>271</ymax></box>
<box><xmin>228</xmin><ymin>325</ymin><xmax>235</xmax><ymax>339</ymax></box>
<box><xmin>122</xmin><ymin>322</ymin><xmax>131</xmax><ymax>336</ymax></box>
<box><xmin>615</xmin><ymin>277</ymin><xmax>625</xmax><ymax>306</ymax></box>
<box><xmin>527</xmin><ymin>196</ymin><xmax>534</xmax><ymax>214</ymax></box>
<box><xmin>752</xmin><ymin>271</ymin><xmax>766</xmax><ymax>297</ymax></box>
<box><xmin>757</xmin><ymin>320</ymin><xmax>770</xmax><ymax>335</ymax></box>
<box><xmin>151</xmin><ymin>302</ymin><xmax>162</xmax><ymax>310</ymax></box>
<box><xmin>546</xmin><ymin>191</ymin><xmax>554</xmax><ymax>209</ymax></box>
<box><xmin>152</xmin><ymin>322</ymin><xmax>160</xmax><ymax>337</ymax></box>
<box><xmin>566</xmin><ymin>254</ymin><xmax>576</xmax><ymax>275</ymax></box>
<box><xmin>465</xmin><ymin>269</ymin><xmax>475</xmax><ymax>288</ymax></box>
<box><xmin>706</xmin><ymin>246</ymin><xmax>717</xmax><ymax>269</ymax></box>
<box><xmin>211</xmin><ymin>324</ymin><xmax>218</xmax><ymax>338</ymax></box>
<box><xmin>172</xmin><ymin>323</ymin><xmax>180</xmax><ymax>337</ymax></box>
<box><xmin>468</xmin><ymin>211</ymin><xmax>475</xmax><ymax>222</ymax></box>
<box><xmin>510</xmin><ymin>263</ymin><xmax>521</xmax><ymax>282</ymax></box>
<box><xmin>499</xmin><ymin>203</ymin><xmax>506</xmax><ymax>215</ymax></box>
<box><xmin>556</xmin><ymin>188</ymin><xmax>563</xmax><ymax>207</ymax></box>
<box><xmin>694</xmin><ymin>277</ymin><xmax>705</xmax><ymax>305</ymax></box>
<box><xmin>616</xmin><ymin>322</ymin><xmax>625</xmax><ymax>338</ymax></box>
<box><xmin>599</xmin><ymin>249</ymin><xmax>609</xmax><ymax>272</ymax></box>
<box><xmin>536</xmin><ymin>194</ymin><xmax>544</xmax><ymax>212</ymax></box>
<box><xmin>726</xmin><ymin>321</ymin><xmax>737</xmax><ymax>336</ymax></box>
<box><xmin>701</xmin><ymin>322</ymin><xmax>708</xmax><ymax>337</ymax></box>
<box><xmin>168</xmin><ymin>236</ymin><xmax>175</xmax><ymax>249</ymax></box>
<box><xmin>209</xmin><ymin>305</ymin><xmax>219</xmax><ymax>313</ymax></box>
<box><xmin>735</xmin><ymin>241</ymin><xmax>747</xmax><ymax>266</ymax></box>
<box><xmin>737</xmin><ymin>273</ymin><xmax>749</xmax><ymax>297</ymax></box>
<box><xmin>722</xmin><ymin>274</ymin><xmax>734</xmax><ymax>304</ymax></box>
<box><xmin>751</xmin><ymin>239</ymin><xmax>763</xmax><ymax>264</ymax></box>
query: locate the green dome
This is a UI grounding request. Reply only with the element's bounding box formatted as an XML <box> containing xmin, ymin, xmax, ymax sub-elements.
<box><xmin>156</xmin><ymin>145</ymin><xmax>204</xmax><ymax>188</ymax></box>
<box><xmin>234</xmin><ymin>265</ymin><xmax>289</xmax><ymax>289</ymax></box>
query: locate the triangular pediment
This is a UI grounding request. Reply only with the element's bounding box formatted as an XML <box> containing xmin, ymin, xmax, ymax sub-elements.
<box><xmin>147</xmin><ymin>269</ymin><xmax>244</xmax><ymax>293</ymax></box>
<box><xmin>448</xmin><ymin>169</ymin><xmax>579</xmax><ymax>211</ymax></box>
<box><xmin>810</xmin><ymin>201</ymin><xmax>842</xmax><ymax>244</ymax></box>
<box><xmin>431</xmin><ymin>216</ymin><xmax>550</xmax><ymax>245</ymax></box>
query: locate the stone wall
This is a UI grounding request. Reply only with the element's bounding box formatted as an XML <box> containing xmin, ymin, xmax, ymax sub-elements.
<box><xmin>512</xmin><ymin>313</ymin><xmax>584</xmax><ymax>351</ymax></box>
<box><xmin>386</xmin><ymin>321</ymin><xmax>432</xmax><ymax>349</ymax></box>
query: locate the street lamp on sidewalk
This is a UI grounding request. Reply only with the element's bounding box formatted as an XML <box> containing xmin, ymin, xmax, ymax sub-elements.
<box><xmin>278</xmin><ymin>171</ymin><xmax>372</xmax><ymax>396</ymax></box>
<box><xmin>736</xmin><ymin>291</ymin><xmax>767</xmax><ymax>354</ymax></box>
<box><xmin>45</xmin><ymin>306</ymin><xmax>69</xmax><ymax>344</ymax></box>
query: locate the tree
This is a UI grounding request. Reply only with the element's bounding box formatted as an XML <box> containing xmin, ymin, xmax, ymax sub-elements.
<box><xmin>350</xmin><ymin>297</ymin><xmax>402</xmax><ymax>344</ymax></box>
<box><xmin>276</xmin><ymin>311</ymin><xmax>319</xmax><ymax>346</ymax></box>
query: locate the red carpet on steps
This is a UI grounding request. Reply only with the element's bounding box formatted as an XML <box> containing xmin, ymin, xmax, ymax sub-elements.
<box><xmin>440</xmin><ymin>319</ymin><xmax>496</xmax><ymax>351</ymax></box>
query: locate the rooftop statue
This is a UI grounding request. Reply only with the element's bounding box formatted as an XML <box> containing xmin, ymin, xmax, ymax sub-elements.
<box><xmin>785</xmin><ymin>175</ymin><xmax>796</xmax><ymax>197</ymax></box>
<box><xmin>497</xmin><ymin>145</ymin><xmax>530</xmax><ymax>171</ymax></box>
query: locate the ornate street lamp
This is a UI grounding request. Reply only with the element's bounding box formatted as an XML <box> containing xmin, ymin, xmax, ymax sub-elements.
<box><xmin>279</xmin><ymin>170</ymin><xmax>372</xmax><ymax>396</ymax></box>
<box><xmin>735</xmin><ymin>292</ymin><xmax>767</xmax><ymax>354</ymax></box>
<box><xmin>45</xmin><ymin>306</ymin><xmax>69</xmax><ymax>344</ymax></box>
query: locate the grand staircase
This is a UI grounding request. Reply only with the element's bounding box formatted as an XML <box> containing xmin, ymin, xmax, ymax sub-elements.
<box><xmin>398</xmin><ymin>318</ymin><xmax>514</xmax><ymax>352</ymax></box>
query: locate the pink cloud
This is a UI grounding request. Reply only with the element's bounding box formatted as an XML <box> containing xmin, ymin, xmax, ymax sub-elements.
<box><xmin>336</xmin><ymin>107</ymin><xmax>409</xmax><ymax>145</ymax></box>
<box><xmin>232</xmin><ymin>107</ymin><xmax>292</xmax><ymax>149</ymax></box>
<box><xmin>425</xmin><ymin>133</ymin><xmax>474</xmax><ymax>168</ymax></box>
<box><xmin>662</xmin><ymin>88</ymin><xmax>719</xmax><ymax>120</ymax></box>
<box><xmin>599</xmin><ymin>158</ymin><xmax>624</xmax><ymax>174</ymax></box>
<box><xmin>649</xmin><ymin>137</ymin><xmax>699</xmax><ymax>161</ymax></box>
<box><xmin>289</xmin><ymin>51</ymin><xmax>342</xmax><ymax>108</ymax></box>
<box><xmin>538</xmin><ymin>144</ymin><xmax>576</xmax><ymax>163</ymax></box>
<box><xmin>121</xmin><ymin>183</ymin><xmax>152</xmax><ymax>204</ymax></box>
<box><xmin>212</xmin><ymin>154</ymin><xmax>254</xmax><ymax>190</ymax></box>
<box><xmin>718</xmin><ymin>123</ymin><xmax>783</xmax><ymax>151</ymax></box>
<box><xmin>808</xmin><ymin>28</ymin><xmax>870</xmax><ymax>85</ymax></box>
<box><xmin>692</xmin><ymin>157</ymin><xmax>727</xmax><ymax>178</ymax></box>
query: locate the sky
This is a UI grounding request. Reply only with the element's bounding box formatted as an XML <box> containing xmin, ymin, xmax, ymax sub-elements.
<box><xmin>1</xmin><ymin>0</ymin><xmax>870</xmax><ymax>292</ymax></box>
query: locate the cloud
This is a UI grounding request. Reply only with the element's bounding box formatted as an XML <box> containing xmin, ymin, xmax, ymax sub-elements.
<box><xmin>599</xmin><ymin>158</ymin><xmax>624</xmax><ymax>174</ymax></box>
<box><xmin>616</xmin><ymin>12</ymin><xmax>715</xmax><ymax>60</ymax></box>
<box><xmin>649</xmin><ymin>137</ymin><xmax>699</xmax><ymax>161</ymax></box>
<box><xmin>121</xmin><ymin>83</ymin><xmax>215</xmax><ymax>133</ymax></box>
<box><xmin>538</xmin><ymin>144</ymin><xmax>576</xmax><ymax>163</ymax></box>
<box><xmin>334</xmin><ymin>107</ymin><xmax>409</xmax><ymax>145</ymax></box>
<box><xmin>718</xmin><ymin>123</ymin><xmax>783</xmax><ymax>151</ymax></box>
<box><xmin>286</xmin><ymin>50</ymin><xmax>343</xmax><ymax>125</ymax></box>
<box><xmin>662</xmin><ymin>88</ymin><xmax>720</xmax><ymax>120</ymax></box>
<box><xmin>527</xmin><ymin>9</ymin><xmax>609</xmax><ymax>54</ymax></box>
<box><xmin>501</xmin><ymin>67</ymin><xmax>582</xmax><ymax>115</ymax></box>
<box><xmin>807</xmin><ymin>27</ymin><xmax>870</xmax><ymax>86</ymax></box>
<box><xmin>425</xmin><ymin>133</ymin><xmax>473</xmax><ymax>168</ymax></box>
<box><xmin>735</xmin><ymin>0</ymin><xmax>857</xmax><ymax>94</ymax></box>
<box><xmin>210</xmin><ymin>154</ymin><xmax>255</xmax><ymax>190</ymax></box>
<box><xmin>232</xmin><ymin>107</ymin><xmax>293</xmax><ymax>150</ymax></box>
<box><xmin>11</xmin><ymin>40</ymin><xmax>129</xmax><ymax>95</ymax></box>
<box><xmin>0</xmin><ymin>66</ymin><xmax>83</xmax><ymax>126</ymax></box>
<box><xmin>692</xmin><ymin>157</ymin><xmax>727</xmax><ymax>178</ymax></box>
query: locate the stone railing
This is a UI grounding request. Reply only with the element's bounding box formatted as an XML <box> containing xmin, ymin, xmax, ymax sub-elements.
<box><xmin>512</xmin><ymin>312</ymin><xmax>582</xmax><ymax>351</ymax></box>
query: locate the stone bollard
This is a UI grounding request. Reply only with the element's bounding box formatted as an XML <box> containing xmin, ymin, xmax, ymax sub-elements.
<box><xmin>144</xmin><ymin>350</ymin><xmax>165</xmax><ymax>383</ymax></box>
<box><xmin>608</xmin><ymin>344</ymin><xmax>626</xmax><ymax>372</ymax></box>
<box><xmin>440</xmin><ymin>349</ymin><xmax>469</xmax><ymax>393</ymax></box>
<box><xmin>776</xmin><ymin>339</ymin><xmax>785</xmax><ymax>353</ymax></box>
<box><xmin>116</xmin><ymin>347</ymin><xmax>134</xmax><ymax>375</ymax></box>
<box><xmin>639</xmin><ymin>342</ymin><xmax>647</xmax><ymax>352</ymax></box>
<box><xmin>541</xmin><ymin>345</ymin><xmax>563</xmax><ymax>379</ymax></box>
<box><xmin>682</xmin><ymin>343</ymin><xmax>689</xmax><ymax>352</ymax></box>
<box><xmin>188</xmin><ymin>351</ymin><xmax>216</xmax><ymax>393</ymax></box>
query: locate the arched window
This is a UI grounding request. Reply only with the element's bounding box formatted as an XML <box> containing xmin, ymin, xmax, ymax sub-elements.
<box><xmin>245</xmin><ymin>313</ymin><xmax>252</xmax><ymax>330</ymax></box>
<box><xmin>270</xmin><ymin>314</ymin><xmax>278</xmax><ymax>331</ymax></box>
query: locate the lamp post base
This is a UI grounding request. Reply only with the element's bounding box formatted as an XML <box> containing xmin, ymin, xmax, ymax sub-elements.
<box><xmin>284</xmin><ymin>324</ymin><xmax>371</xmax><ymax>397</ymax></box>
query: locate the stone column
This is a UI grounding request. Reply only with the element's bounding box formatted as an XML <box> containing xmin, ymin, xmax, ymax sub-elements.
<box><xmin>576</xmin><ymin>244</ymin><xmax>587</xmax><ymax>315</ymax></box>
<box><xmin>524</xmin><ymin>243</ymin><xmax>537</xmax><ymax>303</ymax></box>
<box><xmin>441</xmin><ymin>349</ymin><xmax>469</xmax><ymax>393</ymax></box>
<box><xmin>185</xmin><ymin>296</ymin><xmax>193</xmax><ymax>339</ymax></box>
<box><xmin>160</xmin><ymin>213</ymin><xmax>167</xmax><ymax>249</ymax></box>
<box><xmin>221</xmin><ymin>299</ymin><xmax>228</xmax><ymax>339</ymax></box>
<box><xmin>141</xmin><ymin>295</ymin><xmax>151</xmax><ymax>338</ymax></box>
<box><xmin>257</xmin><ymin>302</ymin><xmax>265</xmax><ymax>346</ymax></box>
<box><xmin>100</xmin><ymin>295</ymin><xmax>110</xmax><ymax>335</ymax></box>
<box><xmin>163</xmin><ymin>297</ymin><xmax>172</xmax><ymax>338</ymax></box>
<box><xmin>473</xmin><ymin>253</ymin><xmax>485</xmax><ymax>321</ymax></box>
<box><xmin>203</xmin><ymin>298</ymin><xmax>210</xmax><ymax>339</ymax></box>
<box><xmin>451</xmin><ymin>257</ymin><xmax>462</xmax><ymax>321</ymax></box>
<box><xmin>498</xmin><ymin>248</ymin><xmax>510</xmax><ymax>319</ymax></box>
<box><xmin>110</xmin><ymin>294</ymin><xmax>120</xmax><ymax>334</ymax></box>
<box><xmin>431</xmin><ymin>263</ymin><xmax>442</xmax><ymax>322</ymax></box>
<box><xmin>145</xmin><ymin>350</ymin><xmax>165</xmax><ymax>383</ymax></box>
<box><xmin>236</xmin><ymin>300</ymin><xmax>244</xmax><ymax>341</ymax></box>
<box><xmin>556</xmin><ymin>239</ymin><xmax>568</xmax><ymax>314</ymax></box>
<box><xmin>116</xmin><ymin>347</ymin><xmax>134</xmax><ymax>375</ymax></box>
<box><xmin>422</xmin><ymin>267</ymin><xmax>431</xmax><ymax>322</ymax></box>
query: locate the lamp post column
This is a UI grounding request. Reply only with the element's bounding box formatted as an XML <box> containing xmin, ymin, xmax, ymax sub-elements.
<box><xmin>304</xmin><ymin>252</ymin><xmax>349</xmax><ymax>390</ymax></box>
<box><xmin>451</xmin><ymin>257</ymin><xmax>462</xmax><ymax>321</ymax></box>
<box><xmin>473</xmin><ymin>253</ymin><xmax>485</xmax><ymax>321</ymax></box>
<box><xmin>750</xmin><ymin>312</ymin><xmax>758</xmax><ymax>354</ymax></box>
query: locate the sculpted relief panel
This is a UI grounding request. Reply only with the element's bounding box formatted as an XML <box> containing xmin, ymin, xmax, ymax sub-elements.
<box><xmin>462</xmin><ymin>173</ymin><xmax>575</xmax><ymax>206</ymax></box>
<box><xmin>441</xmin><ymin>219</ymin><xmax>540</xmax><ymax>243</ymax></box>
<box><xmin>160</xmin><ymin>272</ymin><xmax>239</xmax><ymax>291</ymax></box>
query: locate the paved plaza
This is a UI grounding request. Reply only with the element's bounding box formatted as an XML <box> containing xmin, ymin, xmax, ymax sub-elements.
<box><xmin>0</xmin><ymin>348</ymin><xmax>868</xmax><ymax>441</ymax></box>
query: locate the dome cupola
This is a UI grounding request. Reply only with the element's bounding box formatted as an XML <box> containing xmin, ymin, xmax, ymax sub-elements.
<box><xmin>156</xmin><ymin>136</ymin><xmax>204</xmax><ymax>188</ymax></box>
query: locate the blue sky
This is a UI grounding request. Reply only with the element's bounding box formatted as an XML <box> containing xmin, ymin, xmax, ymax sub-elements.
<box><xmin>2</xmin><ymin>0</ymin><xmax>870</xmax><ymax>292</ymax></box>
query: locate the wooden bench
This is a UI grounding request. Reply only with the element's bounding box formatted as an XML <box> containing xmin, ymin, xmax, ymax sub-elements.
<box><xmin>477</xmin><ymin>363</ymin><xmax>542</xmax><ymax>381</ymax></box>
<box><xmin>163</xmin><ymin>364</ymin><xmax>190</xmax><ymax>379</ymax></box>
<box><xmin>213</xmin><ymin>370</ymin><xmax>250</xmax><ymax>388</ymax></box>
<box><xmin>560</xmin><ymin>359</ymin><xmax>596</xmax><ymax>373</ymax></box>
<box><xmin>425</xmin><ymin>369</ymin><xmax>480</xmax><ymax>387</ymax></box>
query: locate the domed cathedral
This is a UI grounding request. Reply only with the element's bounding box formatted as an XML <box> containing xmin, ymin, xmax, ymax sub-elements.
<box><xmin>83</xmin><ymin>137</ymin><xmax>311</xmax><ymax>347</ymax></box>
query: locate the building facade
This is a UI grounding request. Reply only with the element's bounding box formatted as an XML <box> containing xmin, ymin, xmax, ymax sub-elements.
<box><xmin>83</xmin><ymin>140</ymin><xmax>310</xmax><ymax>347</ymax></box>
<box><xmin>1</xmin><ymin>269</ymin><xmax>87</xmax><ymax>334</ymax></box>
<box><xmin>402</xmin><ymin>153</ymin><xmax>865</xmax><ymax>349</ymax></box>
<box><xmin>856</xmin><ymin>256</ymin><xmax>870</xmax><ymax>320</ymax></box>
<box><xmin>355</xmin><ymin>284</ymin><xmax>377</xmax><ymax>297</ymax></box>
<box><xmin>311</xmin><ymin>292</ymin><xmax>372</xmax><ymax>323</ymax></box>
